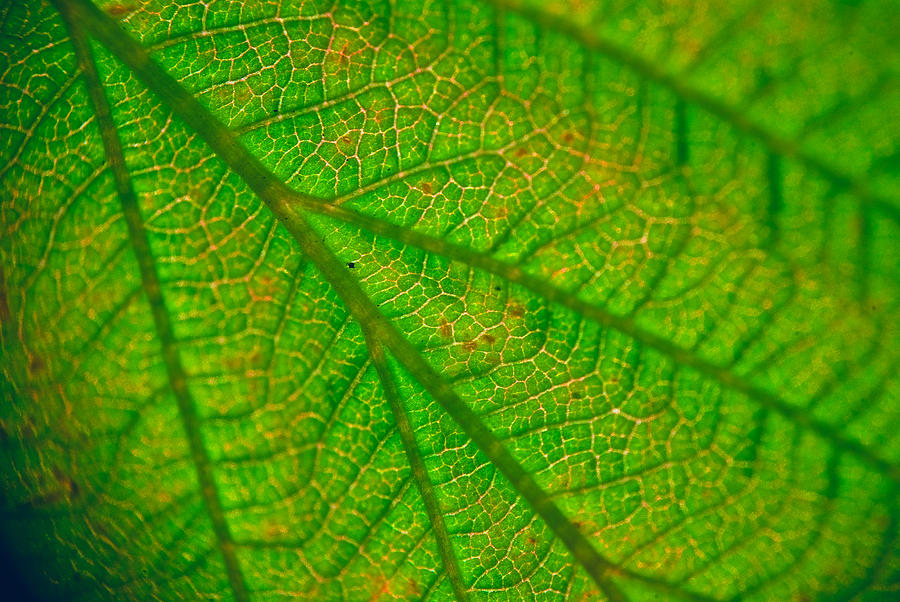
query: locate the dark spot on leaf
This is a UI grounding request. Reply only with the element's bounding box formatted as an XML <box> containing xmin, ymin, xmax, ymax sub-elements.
<box><xmin>439</xmin><ymin>320</ymin><xmax>452</xmax><ymax>338</ymax></box>
<box><xmin>105</xmin><ymin>4</ymin><xmax>135</xmax><ymax>18</ymax></box>
<box><xmin>347</xmin><ymin>262</ymin><xmax>355</xmax><ymax>269</ymax></box>
<box><xmin>420</xmin><ymin>182</ymin><xmax>432</xmax><ymax>194</ymax></box>
<box><xmin>509</xmin><ymin>302</ymin><xmax>524</xmax><ymax>318</ymax></box>
<box><xmin>0</xmin><ymin>267</ymin><xmax>9</xmax><ymax>322</ymax></box>
<box><xmin>28</xmin><ymin>356</ymin><xmax>45</xmax><ymax>375</ymax></box>
<box><xmin>342</xmin><ymin>136</ymin><xmax>352</xmax><ymax>144</ymax></box>
<box><xmin>562</xmin><ymin>131</ymin><xmax>574</xmax><ymax>143</ymax></box>
<box><xmin>515</xmin><ymin>147</ymin><xmax>527</xmax><ymax>157</ymax></box>
<box><xmin>572</xmin><ymin>391</ymin><xmax>583</xmax><ymax>399</ymax></box>
<box><xmin>493</xmin><ymin>285</ymin><xmax>501</xmax><ymax>291</ymax></box>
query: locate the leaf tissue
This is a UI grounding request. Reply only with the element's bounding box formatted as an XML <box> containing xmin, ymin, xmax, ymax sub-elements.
<box><xmin>1</xmin><ymin>0</ymin><xmax>898</xmax><ymax>600</ymax></box>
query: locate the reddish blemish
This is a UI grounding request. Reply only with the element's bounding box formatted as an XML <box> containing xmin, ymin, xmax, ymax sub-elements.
<box><xmin>52</xmin><ymin>466</ymin><xmax>79</xmax><ymax>498</ymax></box>
<box><xmin>264</xmin><ymin>522</ymin><xmax>286</xmax><ymax>538</ymax></box>
<box><xmin>0</xmin><ymin>276</ymin><xmax>9</xmax><ymax>322</ymax></box>
<box><xmin>28</xmin><ymin>356</ymin><xmax>45</xmax><ymax>375</ymax></box>
<box><xmin>485</xmin><ymin>204</ymin><xmax>508</xmax><ymax>220</ymax></box>
<box><xmin>368</xmin><ymin>577</ymin><xmax>390</xmax><ymax>602</ymax></box>
<box><xmin>105</xmin><ymin>4</ymin><xmax>135</xmax><ymax>18</ymax></box>
<box><xmin>223</xmin><ymin>355</ymin><xmax>243</xmax><ymax>371</ymax></box>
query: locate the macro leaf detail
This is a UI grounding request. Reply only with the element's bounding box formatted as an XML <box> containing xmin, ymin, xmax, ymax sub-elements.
<box><xmin>1</xmin><ymin>0</ymin><xmax>898</xmax><ymax>601</ymax></box>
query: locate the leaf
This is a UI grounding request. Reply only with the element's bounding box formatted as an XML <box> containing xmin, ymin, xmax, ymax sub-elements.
<box><xmin>1</xmin><ymin>0</ymin><xmax>898</xmax><ymax>600</ymax></box>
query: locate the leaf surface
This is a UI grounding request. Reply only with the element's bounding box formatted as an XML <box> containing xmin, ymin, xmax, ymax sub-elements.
<box><xmin>1</xmin><ymin>0</ymin><xmax>898</xmax><ymax>600</ymax></box>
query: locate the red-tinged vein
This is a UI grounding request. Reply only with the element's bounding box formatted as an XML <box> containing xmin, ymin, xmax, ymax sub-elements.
<box><xmin>52</xmin><ymin>2</ymin><xmax>250</xmax><ymax>600</ymax></box>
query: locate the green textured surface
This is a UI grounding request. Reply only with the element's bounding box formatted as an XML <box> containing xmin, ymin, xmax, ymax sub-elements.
<box><xmin>1</xmin><ymin>0</ymin><xmax>898</xmax><ymax>600</ymax></box>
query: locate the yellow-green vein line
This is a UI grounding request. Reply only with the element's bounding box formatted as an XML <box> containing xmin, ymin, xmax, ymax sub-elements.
<box><xmin>366</xmin><ymin>338</ymin><xmax>470</xmax><ymax>601</ymax></box>
<box><xmin>60</xmin><ymin>1</ymin><xmax>647</xmax><ymax>597</ymax></box>
<box><xmin>482</xmin><ymin>0</ymin><xmax>899</xmax><ymax>224</ymax></box>
<box><xmin>52</xmin><ymin>2</ymin><xmax>249</xmax><ymax>600</ymax></box>
<box><xmin>302</xmin><ymin>202</ymin><xmax>900</xmax><ymax>486</ymax></box>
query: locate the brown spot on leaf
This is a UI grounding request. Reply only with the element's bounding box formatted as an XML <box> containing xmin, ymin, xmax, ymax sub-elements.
<box><xmin>342</xmin><ymin>135</ymin><xmax>352</xmax><ymax>145</ymax></box>
<box><xmin>508</xmin><ymin>302</ymin><xmax>524</xmax><ymax>318</ymax></box>
<box><xmin>420</xmin><ymin>182</ymin><xmax>432</xmax><ymax>194</ymax></box>
<box><xmin>407</xmin><ymin>579</ymin><xmax>419</xmax><ymax>596</ymax></box>
<box><xmin>515</xmin><ymin>147</ymin><xmax>528</xmax><ymax>157</ymax></box>
<box><xmin>28</xmin><ymin>356</ymin><xmax>45</xmax><ymax>375</ymax></box>
<box><xmin>368</xmin><ymin>576</ymin><xmax>389</xmax><ymax>602</ymax></box>
<box><xmin>480</xmin><ymin>333</ymin><xmax>496</xmax><ymax>345</ymax></box>
<box><xmin>485</xmin><ymin>203</ymin><xmax>508</xmax><ymax>220</ymax></box>
<box><xmin>439</xmin><ymin>319</ymin><xmax>452</xmax><ymax>338</ymax></box>
<box><xmin>264</xmin><ymin>522</ymin><xmax>287</xmax><ymax>539</ymax></box>
<box><xmin>462</xmin><ymin>340</ymin><xmax>478</xmax><ymax>353</ymax></box>
<box><xmin>0</xmin><ymin>266</ymin><xmax>9</xmax><ymax>322</ymax></box>
<box><xmin>231</xmin><ymin>83</ymin><xmax>252</xmax><ymax>105</ymax></box>
<box><xmin>223</xmin><ymin>355</ymin><xmax>244</xmax><ymax>371</ymax></box>
<box><xmin>104</xmin><ymin>3</ymin><xmax>135</xmax><ymax>18</ymax></box>
<box><xmin>562</xmin><ymin>131</ymin><xmax>574</xmax><ymax>143</ymax></box>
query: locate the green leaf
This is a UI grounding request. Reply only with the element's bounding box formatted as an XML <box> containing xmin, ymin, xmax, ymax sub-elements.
<box><xmin>1</xmin><ymin>0</ymin><xmax>898</xmax><ymax>600</ymax></box>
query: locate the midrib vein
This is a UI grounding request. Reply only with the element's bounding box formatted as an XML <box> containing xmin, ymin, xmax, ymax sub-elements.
<box><xmin>53</xmin><ymin>3</ymin><xmax>250</xmax><ymax>601</ymax></box>
<box><xmin>366</xmin><ymin>338</ymin><xmax>469</xmax><ymax>601</ymax></box>
<box><xmin>62</xmin><ymin>1</ymin><xmax>643</xmax><ymax>598</ymax></box>
<box><xmin>62</xmin><ymin>0</ymin><xmax>898</xmax><ymax>489</ymax></box>
<box><xmin>286</xmin><ymin>200</ymin><xmax>900</xmax><ymax>485</ymax></box>
<box><xmin>65</xmin><ymin>1</ymin><xmax>897</xmax><ymax>599</ymax></box>
<box><xmin>483</xmin><ymin>0</ymin><xmax>899</xmax><ymax>223</ymax></box>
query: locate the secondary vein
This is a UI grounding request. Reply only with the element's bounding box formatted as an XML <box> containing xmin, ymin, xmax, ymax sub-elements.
<box><xmin>366</xmin><ymin>339</ymin><xmax>470</xmax><ymax>601</ymax></box>
<box><xmin>59</xmin><ymin>0</ymin><xmax>644</xmax><ymax>597</ymax></box>
<box><xmin>52</xmin><ymin>2</ymin><xmax>250</xmax><ymax>600</ymax></box>
<box><xmin>482</xmin><ymin>0</ymin><xmax>899</xmax><ymax>224</ymax></box>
